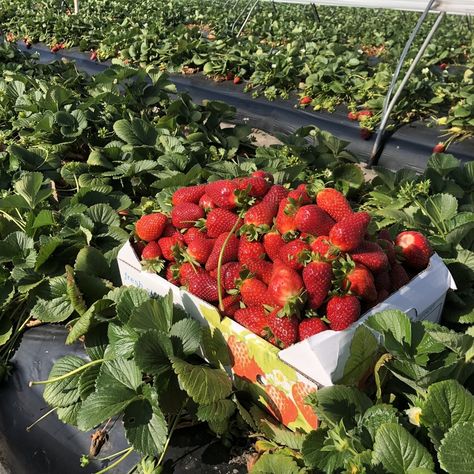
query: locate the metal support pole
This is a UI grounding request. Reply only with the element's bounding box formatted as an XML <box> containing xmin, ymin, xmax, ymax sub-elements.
<box><xmin>272</xmin><ymin>0</ymin><xmax>277</xmax><ymax>15</ymax></box>
<box><xmin>232</xmin><ymin>0</ymin><xmax>254</xmax><ymax>32</ymax></box>
<box><xmin>237</xmin><ymin>0</ymin><xmax>260</xmax><ymax>37</ymax></box>
<box><xmin>73</xmin><ymin>0</ymin><xmax>79</xmax><ymax>14</ymax></box>
<box><xmin>368</xmin><ymin>11</ymin><xmax>445</xmax><ymax>166</ymax></box>
<box><xmin>311</xmin><ymin>3</ymin><xmax>321</xmax><ymax>23</ymax></box>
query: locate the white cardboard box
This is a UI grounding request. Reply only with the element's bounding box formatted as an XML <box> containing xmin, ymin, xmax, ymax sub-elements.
<box><xmin>117</xmin><ymin>240</ymin><xmax>455</xmax><ymax>389</ymax></box>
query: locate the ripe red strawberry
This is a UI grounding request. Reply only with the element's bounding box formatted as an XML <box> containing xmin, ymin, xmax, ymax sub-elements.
<box><xmin>395</xmin><ymin>231</ymin><xmax>432</xmax><ymax>271</ymax></box>
<box><xmin>165</xmin><ymin>263</ymin><xmax>180</xmax><ymax>285</ymax></box>
<box><xmin>275</xmin><ymin>198</ymin><xmax>299</xmax><ymax>236</ymax></box>
<box><xmin>252</xmin><ymin>170</ymin><xmax>274</xmax><ymax>183</ymax></box>
<box><xmin>186</xmin><ymin>237</ymin><xmax>214</xmax><ymax>264</ymax></box>
<box><xmin>241</xmin><ymin>201</ymin><xmax>277</xmax><ymax>238</ymax></box>
<box><xmin>288</xmin><ymin>184</ymin><xmax>312</xmax><ymax>205</ymax></box>
<box><xmin>302</xmin><ymin>261</ymin><xmax>333</xmax><ymax>309</ymax></box>
<box><xmin>179</xmin><ymin>262</ymin><xmax>205</xmax><ymax>285</ymax></box>
<box><xmin>358</xmin><ymin>109</ymin><xmax>373</xmax><ymax>120</ymax></box>
<box><xmin>187</xmin><ymin>272</ymin><xmax>220</xmax><ymax>302</ymax></box>
<box><xmin>295</xmin><ymin>205</ymin><xmax>335</xmax><ymax>236</ymax></box>
<box><xmin>378</xmin><ymin>229</ymin><xmax>393</xmax><ymax>242</ymax></box>
<box><xmin>225</xmin><ymin>71</ymin><xmax>234</xmax><ymax>81</ymax></box>
<box><xmin>291</xmin><ymin>382</ymin><xmax>318</xmax><ymax>429</ymax></box>
<box><xmin>141</xmin><ymin>241</ymin><xmax>162</xmax><ymax>260</ymax></box>
<box><xmin>347</xmin><ymin>111</ymin><xmax>359</xmax><ymax>121</ymax></box>
<box><xmin>329</xmin><ymin>212</ymin><xmax>371</xmax><ymax>252</ymax></box>
<box><xmin>233</xmin><ymin>76</ymin><xmax>242</xmax><ymax>84</ymax></box>
<box><xmin>298</xmin><ymin>318</ymin><xmax>328</xmax><ymax>341</ymax></box>
<box><xmin>440</xmin><ymin>63</ymin><xmax>448</xmax><ymax>71</ymax></box>
<box><xmin>263</xmin><ymin>230</ymin><xmax>286</xmax><ymax>262</ymax></box>
<box><xmin>198</xmin><ymin>193</ymin><xmax>216</xmax><ymax>211</ymax></box>
<box><xmin>375</xmin><ymin>288</ymin><xmax>390</xmax><ymax>305</ymax></box>
<box><xmin>360</xmin><ymin>128</ymin><xmax>372</xmax><ymax>140</ymax></box>
<box><xmin>238</xmin><ymin>237</ymin><xmax>265</xmax><ymax>265</ymax></box>
<box><xmin>135</xmin><ymin>213</ymin><xmax>168</xmax><ymax>241</ymax></box>
<box><xmin>172</xmin><ymin>184</ymin><xmax>207</xmax><ymax>206</ymax></box>
<box><xmin>265</xmin><ymin>385</ymin><xmax>298</xmax><ymax>426</ymax></box>
<box><xmin>300</xmin><ymin>96</ymin><xmax>312</xmax><ymax>105</ymax></box>
<box><xmin>236</xmin><ymin>176</ymin><xmax>270</xmax><ymax>198</ymax></box>
<box><xmin>432</xmin><ymin>142</ymin><xmax>446</xmax><ymax>154</ymax></box>
<box><xmin>245</xmin><ymin>259</ymin><xmax>273</xmax><ymax>285</ymax></box>
<box><xmin>234</xmin><ymin>306</ymin><xmax>268</xmax><ymax>337</ymax></box>
<box><xmin>222</xmin><ymin>261</ymin><xmax>244</xmax><ymax>291</ymax></box>
<box><xmin>162</xmin><ymin>222</ymin><xmax>179</xmax><ymax>237</ymax></box>
<box><xmin>90</xmin><ymin>50</ymin><xmax>97</xmax><ymax>61</ymax></box>
<box><xmin>326</xmin><ymin>295</ymin><xmax>361</xmax><ymax>331</ymax></box>
<box><xmin>221</xmin><ymin>294</ymin><xmax>241</xmax><ymax>317</ymax></box>
<box><xmin>278</xmin><ymin>240</ymin><xmax>310</xmax><ymax>271</ymax></box>
<box><xmin>390</xmin><ymin>262</ymin><xmax>410</xmax><ymax>291</ymax></box>
<box><xmin>343</xmin><ymin>263</ymin><xmax>377</xmax><ymax>302</ymax></box>
<box><xmin>205</xmin><ymin>232</ymin><xmax>239</xmax><ymax>271</ymax></box>
<box><xmin>262</xmin><ymin>185</ymin><xmax>289</xmax><ymax>210</ymax></box>
<box><xmin>158</xmin><ymin>234</ymin><xmax>185</xmax><ymax>262</ymax></box>
<box><xmin>377</xmin><ymin>238</ymin><xmax>397</xmax><ymax>265</ymax></box>
<box><xmin>205</xmin><ymin>208</ymin><xmax>241</xmax><ymax>238</ymax></box>
<box><xmin>183</xmin><ymin>227</ymin><xmax>206</xmax><ymax>244</ymax></box>
<box><xmin>228</xmin><ymin>335</ymin><xmax>263</xmax><ymax>382</ymax></box>
<box><xmin>350</xmin><ymin>240</ymin><xmax>389</xmax><ymax>273</ymax></box>
<box><xmin>268</xmin><ymin>261</ymin><xmax>305</xmax><ymax>315</ymax></box>
<box><xmin>316</xmin><ymin>188</ymin><xmax>353</xmax><ymax>222</ymax></box>
<box><xmin>206</xmin><ymin>179</ymin><xmax>238</xmax><ymax>209</ymax></box>
<box><xmin>374</xmin><ymin>270</ymin><xmax>391</xmax><ymax>292</ymax></box>
<box><xmin>171</xmin><ymin>203</ymin><xmax>204</xmax><ymax>229</ymax></box>
<box><xmin>240</xmin><ymin>277</ymin><xmax>271</xmax><ymax>306</ymax></box>
<box><xmin>267</xmin><ymin>309</ymin><xmax>299</xmax><ymax>348</ymax></box>
<box><xmin>310</xmin><ymin>235</ymin><xmax>337</xmax><ymax>261</ymax></box>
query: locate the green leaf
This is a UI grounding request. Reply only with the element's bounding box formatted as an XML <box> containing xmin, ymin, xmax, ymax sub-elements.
<box><xmin>171</xmin><ymin>357</ymin><xmax>232</xmax><ymax>405</ymax></box>
<box><xmin>361</xmin><ymin>404</ymin><xmax>399</xmax><ymax>441</ymax></box>
<box><xmin>372</xmin><ymin>423</ymin><xmax>434</xmax><ymax>473</ymax></box>
<box><xmin>112</xmin><ymin>286</ymin><xmax>150</xmax><ymax>324</ymax></box>
<box><xmin>197</xmin><ymin>399</ymin><xmax>235</xmax><ymax>423</ymax></box>
<box><xmin>114</xmin><ymin>118</ymin><xmax>158</xmax><ymax>146</ymax></box>
<box><xmin>438</xmin><ymin>422</ymin><xmax>474</xmax><ymax>474</ymax></box>
<box><xmin>134</xmin><ymin>330</ymin><xmax>173</xmax><ymax>376</ymax></box>
<box><xmin>201</xmin><ymin>326</ymin><xmax>231</xmax><ymax>367</ymax></box>
<box><xmin>31</xmin><ymin>295</ymin><xmax>74</xmax><ymax>323</ymax></box>
<box><xmin>339</xmin><ymin>325</ymin><xmax>379</xmax><ymax>385</ymax></box>
<box><xmin>66</xmin><ymin>266</ymin><xmax>87</xmax><ymax>316</ymax></box>
<box><xmin>169</xmin><ymin>319</ymin><xmax>201</xmax><ymax>356</ymax></box>
<box><xmin>13</xmin><ymin>172</ymin><xmax>51</xmax><ymax>209</ymax></box>
<box><xmin>332</xmin><ymin>164</ymin><xmax>364</xmax><ymax>190</ymax></box>
<box><xmin>0</xmin><ymin>317</ymin><xmax>13</xmax><ymax>346</ymax></box>
<box><xmin>74</xmin><ymin>246</ymin><xmax>110</xmax><ymax>279</ymax></box>
<box><xmin>424</xmin><ymin>193</ymin><xmax>458</xmax><ymax>226</ymax></box>
<box><xmin>129</xmin><ymin>294</ymin><xmax>174</xmax><ymax>333</ymax></box>
<box><xmin>259</xmin><ymin>419</ymin><xmax>305</xmax><ymax>450</ymax></box>
<box><xmin>96</xmin><ymin>358</ymin><xmax>143</xmax><ymax>392</ymax></box>
<box><xmin>43</xmin><ymin>356</ymin><xmax>86</xmax><ymax>408</ymax></box>
<box><xmin>79</xmin><ymin>364</ymin><xmax>101</xmax><ymax>400</ymax></box>
<box><xmin>252</xmin><ymin>453</ymin><xmax>301</xmax><ymax>474</ymax></box>
<box><xmin>107</xmin><ymin>323</ymin><xmax>140</xmax><ymax>358</ymax></box>
<box><xmin>35</xmin><ymin>236</ymin><xmax>63</xmax><ymax>271</ymax></box>
<box><xmin>421</xmin><ymin>380</ymin><xmax>474</xmax><ymax>448</ymax></box>
<box><xmin>302</xmin><ymin>429</ymin><xmax>327</xmax><ymax>469</ymax></box>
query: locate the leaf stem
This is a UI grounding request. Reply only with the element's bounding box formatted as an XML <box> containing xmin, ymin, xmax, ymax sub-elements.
<box><xmin>29</xmin><ymin>358</ymin><xmax>104</xmax><ymax>387</ymax></box>
<box><xmin>157</xmin><ymin>402</ymin><xmax>186</xmax><ymax>466</ymax></box>
<box><xmin>97</xmin><ymin>447</ymin><xmax>134</xmax><ymax>462</ymax></box>
<box><xmin>26</xmin><ymin>406</ymin><xmax>57</xmax><ymax>431</ymax></box>
<box><xmin>94</xmin><ymin>447</ymin><xmax>134</xmax><ymax>474</ymax></box>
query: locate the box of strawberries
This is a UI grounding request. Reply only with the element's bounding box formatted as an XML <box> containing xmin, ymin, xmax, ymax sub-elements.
<box><xmin>118</xmin><ymin>171</ymin><xmax>454</xmax><ymax>431</ymax></box>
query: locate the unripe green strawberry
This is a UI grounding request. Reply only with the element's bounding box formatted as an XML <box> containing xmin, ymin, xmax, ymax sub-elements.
<box><xmin>135</xmin><ymin>212</ymin><xmax>168</xmax><ymax>242</ymax></box>
<box><xmin>326</xmin><ymin>295</ymin><xmax>361</xmax><ymax>331</ymax></box>
<box><xmin>316</xmin><ymin>188</ymin><xmax>353</xmax><ymax>222</ymax></box>
<box><xmin>329</xmin><ymin>212</ymin><xmax>371</xmax><ymax>252</ymax></box>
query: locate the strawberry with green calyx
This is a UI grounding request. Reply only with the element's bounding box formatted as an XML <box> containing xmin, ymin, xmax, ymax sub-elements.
<box><xmin>219</xmin><ymin>261</ymin><xmax>244</xmax><ymax>291</ymax></box>
<box><xmin>221</xmin><ymin>294</ymin><xmax>241</xmax><ymax>318</ymax></box>
<box><xmin>390</xmin><ymin>262</ymin><xmax>410</xmax><ymax>291</ymax></box>
<box><xmin>262</xmin><ymin>184</ymin><xmax>289</xmax><ymax>211</ymax></box>
<box><xmin>251</xmin><ymin>170</ymin><xmax>274</xmax><ymax>184</ymax></box>
<box><xmin>206</xmin><ymin>179</ymin><xmax>253</xmax><ymax>210</ymax></box>
<box><xmin>267</xmin><ymin>260</ymin><xmax>305</xmax><ymax>316</ymax></box>
<box><xmin>198</xmin><ymin>193</ymin><xmax>216</xmax><ymax>211</ymax></box>
<box><xmin>357</xmin><ymin>109</ymin><xmax>373</xmax><ymax>120</ymax></box>
<box><xmin>302</xmin><ymin>258</ymin><xmax>333</xmax><ymax>310</ymax></box>
<box><xmin>172</xmin><ymin>184</ymin><xmax>207</xmax><ymax>206</ymax></box>
<box><xmin>177</xmin><ymin>262</ymin><xmax>205</xmax><ymax>285</ymax></box>
<box><xmin>278</xmin><ymin>239</ymin><xmax>311</xmax><ymax>271</ymax></box>
<box><xmin>238</xmin><ymin>236</ymin><xmax>266</xmax><ymax>265</ymax></box>
<box><xmin>234</xmin><ymin>306</ymin><xmax>268</xmax><ymax>337</ymax></box>
<box><xmin>347</xmin><ymin>111</ymin><xmax>359</xmax><ymax>121</ymax></box>
<box><xmin>432</xmin><ymin>142</ymin><xmax>446</xmax><ymax>154</ymax></box>
<box><xmin>326</xmin><ymin>295</ymin><xmax>361</xmax><ymax>331</ymax></box>
<box><xmin>205</xmin><ymin>232</ymin><xmax>239</xmax><ymax>271</ymax></box>
<box><xmin>329</xmin><ymin>212</ymin><xmax>371</xmax><ymax>252</ymax></box>
<box><xmin>275</xmin><ymin>197</ymin><xmax>301</xmax><ymax>238</ymax></box>
<box><xmin>237</xmin><ymin>270</ymin><xmax>272</xmax><ymax>307</ymax></box>
<box><xmin>158</xmin><ymin>234</ymin><xmax>185</xmax><ymax>262</ymax></box>
<box><xmin>239</xmin><ymin>201</ymin><xmax>277</xmax><ymax>240</ymax></box>
<box><xmin>266</xmin><ymin>308</ymin><xmax>299</xmax><ymax>348</ymax></box>
<box><xmin>198</xmin><ymin>208</ymin><xmax>242</xmax><ymax>238</ymax></box>
<box><xmin>165</xmin><ymin>263</ymin><xmax>180</xmax><ymax>285</ymax></box>
<box><xmin>350</xmin><ymin>240</ymin><xmax>389</xmax><ymax>274</ymax></box>
<box><xmin>184</xmin><ymin>237</ymin><xmax>214</xmax><ymax>265</ymax></box>
<box><xmin>235</xmin><ymin>176</ymin><xmax>270</xmax><ymax>198</ymax></box>
<box><xmin>245</xmin><ymin>259</ymin><xmax>273</xmax><ymax>285</ymax></box>
<box><xmin>263</xmin><ymin>229</ymin><xmax>286</xmax><ymax>262</ymax></box>
<box><xmin>300</xmin><ymin>96</ymin><xmax>312</xmax><ymax>106</ymax></box>
<box><xmin>395</xmin><ymin>231</ymin><xmax>433</xmax><ymax>271</ymax></box>
<box><xmin>295</xmin><ymin>204</ymin><xmax>335</xmax><ymax>236</ymax></box>
<box><xmin>335</xmin><ymin>256</ymin><xmax>377</xmax><ymax>302</ymax></box>
<box><xmin>187</xmin><ymin>272</ymin><xmax>221</xmax><ymax>303</ymax></box>
<box><xmin>316</xmin><ymin>188</ymin><xmax>353</xmax><ymax>222</ymax></box>
<box><xmin>135</xmin><ymin>212</ymin><xmax>168</xmax><ymax>242</ymax></box>
<box><xmin>298</xmin><ymin>317</ymin><xmax>328</xmax><ymax>341</ymax></box>
<box><xmin>183</xmin><ymin>227</ymin><xmax>206</xmax><ymax>244</ymax></box>
<box><xmin>309</xmin><ymin>235</ymin><xmax>338</xmax><ymax>261</ymax></box>
<box><xmin>171</xmin><ymin>202</ymin><xmax>204</xmax><ymax>229</ymax></box>
<box><xmin>141</xmin><ymin>241</ymin><xmax>165</xmax><ymax>273</ymax></box>
<box><xmin>288</xmin><ymin>184</ymin><xmax>312</xmax><ymax>205</ymax></box>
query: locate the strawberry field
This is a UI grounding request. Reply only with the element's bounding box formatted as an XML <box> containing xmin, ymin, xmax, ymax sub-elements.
<box><xmin>0</xmin><ymin>3</ymin><xmax>473</xmax><ymax>474</ymax></box>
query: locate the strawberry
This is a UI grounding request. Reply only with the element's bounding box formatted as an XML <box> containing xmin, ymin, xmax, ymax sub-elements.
<box><xmin>326</xmin><ymin>295</ymin><xmax>361</xmax><ymax>331</ymax></box>
<box><xmin>310</xmin><ymin>235</ymin><xmax>337</xmax><ymax>261</ymax></box>
<box><xmin>302</xmin><ymin>261</ymin><xmax>333</xmax><ymax>309</ymax></box>
<box><xmin>221</xmin><ymin>294</ymin><xmax>241</xmax><ymax>317</ymax></box>
<box><xmin>233</xmin><ymin>76</ymin><xmax>242</xmax><ymax>84</ymax></box>
<box><xmin>225</xmin><ymin>71</ymin><xmax>234</xmax><ymax>81</ymax></box>
<box><xmin>187</xmin><ymin>272</ymin><xmax>220</xmax><ymax>302</ymax></box>
<box><xmin>267</xmin><ymin>309</ymin><xmax>299</xmax><ymax>348</ymax></box>
<box><xmin>234</xmin><ymin>306</ymin><xmax>268</xmax><ymax>337</ymax></box>
<box><xmin>222</xmin><ymin>261</ymin><xmax>244</xmax><ymax>291</ymax></box>
<box><xmin>171</xmin><ymin>202</ymin><xmax>204</xmax><ymax>229</ymax></box>
<box><xmin>245</xmin><ymin>259</ymin><xmax>273</xmax><ymax>285</ymax></box>
<box><xmin>186</xmin><ymin>237</ymin><xmax>214</xmax><ymax>264</ymax></box>
<box><xmin>432</xmin><ymin>142</ymin><xmax>446</xmax><ymax>154</ymax></box>
<box><xmin>227</xmin><ymin>335</ymin><xmax>263</xmax><ymax>382</ymax></box>
<box><xmin>377</xmin><ymin>238</ymin><xmax>397</xmax><ymax>265</ymax></box>
<box><xmin>252</xmin><ymin>170</ymin><xmax>274</xmax><ymax>183</ymax></box>
<box><xmin>264</xmin><ymin>385</ymin><xmax>298</xmax><ymax>426</ymax></box>
<box><xmin>162</xmin><ymin>222</ymin><xmax>179</xmax><ymax>237</ymax></box>
<box><xmin>360</xmin><ymin>128</ymin><xmax>372</xmax><ymax>140</ymax></box>
<box><xmin>183</xmin><ymin>227</ymin><xmax>206</xmax><ymax>244</ymax></box>
<box><xmin>142</xmin><ymin>241</ymin><xmax>162</xmax><ymax>260</ymax></box>
<box><xmin>172</xmin><ymin>184</ymin><xmax>207</xmax><ymax>206</ymax></box>
<box><xmin>278</xmin><ymin>239</ymin><xmax>310</xmax><ymax>271</ymax></box>
<box><xmin>300</xmin><ymin>96</ymin><xmax>312</xmax><ymax>105</ymax></box>
<box><xmin>240</xmin><ymin>201</ymin><xmax>277</xmax><ymax>239</ymax></box>
<box><xmin>205</xmin><ymin>232</ymin><xmax>239</xmax><ymax>271</ymax></box>
<box><xmin>204</xmin><ymin>208</ymin><xmax>241</xmax><ymax>238</ymax></box>
<box><xmin>358</xmin><ymin>109</ymin><xmax>373</xmax><ymax>120</ymax></box>
<box><xmin>198</xmin><ymin>193</ymin><xmax>216</xmax><ymax>211</ymax></box>
<box><xmin>263</xmin><ymin>230</ymin><xmax>286</xmax><ymax>262</ymax></box>
<box><xmin>316</xmin><ymin>188</ymin><xmax>353</xmax><ymax>222</ymax></box>
<box><xmin>377</xmin><ymin>229</ymin><xmax>393</xmax><ymax>242</ymax></box>
<box><xmin>291</xmin><ymin>382</ymin><xmax>318</xmax><ymax>429</ymax></box>
<box><xmin>374</xmin><ymin>270</ymin><xmax>391</xmax><ymax>293</ymax></box>
<box><xmin>375</xmin><ymin>288</ymin><xmax>390</xmax><ymax>305</ymax></box>
<box><xmin>268</xmin><ymin>261</ymin><xmax>305</xmax><ymax>314</ymax></box>
<box><xmin>178</xmin><ymin>262</ymin><xmax>205</xmax><ymax>285</ymax></box>
<box><xmin>262</xmin><ymin>185</ymin><xmax>289</xmax><ymax>211</ymax></box>
<box><xmin>206</xmin><ymin>179</ymin><xmax>239</xmax><ymax>209</ymax></box>
<box><xmin>165</xmin><ymin>263</ymin><xmax>180</xmax><ymax>285</ymax></box>
<box><xmin>295</xmin><ymin>205</ymin><xmax>335</xmax><ymax>236</ymax></box>
<box><xmin>329</xmin><ymin>212</ymin><xmax>371</xmax><ymax>252</ymax></box>
<box><xmin>158</xmin><ymin>234</ymin><xmax>185</xmax><ymax>262</ymax></box>
<box><xmin>390</xmin><ymin>262</ymin><xmax>410</xmax><ymax>291</ymax></box>
<box><xmin>240</xmin><ymin>277</ymin><xmax>271</xmax><ymax>307</ymax></box>
<box><xmin>440</xmin><ymin>63</ymin><xmax>448</xmax><ymax>71</ymax></box>
<box><xmin>343</xmin><ymin>263</ymin><xmax>377</xmax><ymax>302</ymax></box>
<box><xmin>347</xmin><ymin>111</ymin><xmax>359</xmax><ymax>121</ymax></box>
<box><xmin>395</xmin><ymin>231</ymin><xmax>433</xmax><ymax>271</ymax></box>
<box><xmin>236</xmin><ymin>176</ymin><xmax>270</xmax><ymax>198</ymax></box>
<box><xmin>90</xmin><ymin>50</ymin><xmax>97</xmax><ymax>61</ymax></box>
<box><xmin>238</xmin><ymin>236</ymin><xmax>265</xmax><ymax>265</ymax></box>
<box><xmin>135</xmin><ymin>212</ymin><xmax>168</xmax><ymax>241</ymax></box>
<box><xmin>350</xmin><ymin>240</ymin><xmax>389</xmax><ymax>273</ymax></box>
<box><xmin>275</xmin><ymin>198</ymin><xmax>299</xmax><ymax>237</ymax></box>
<box><xmin>288</xmin><ymin>185</ymin><xmax>312</xmax><ymax>205</ymax></box>
<box><xmin>298</xmin><ymin>318</ymin><xmax>328</xmax><ymax>340</ymax></box>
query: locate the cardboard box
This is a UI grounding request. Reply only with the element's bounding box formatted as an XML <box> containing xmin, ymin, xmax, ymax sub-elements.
<box><xmin>117</xmin><ymin>241</ymin><xmax>455</xmax><ymax>431</ymax></box>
